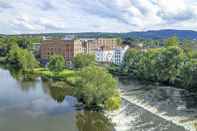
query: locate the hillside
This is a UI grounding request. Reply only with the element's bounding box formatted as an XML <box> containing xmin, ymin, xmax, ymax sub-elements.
<box><xmin>2</xmin><ymin>29</ymin><xmax>197</xmax><ymax>40</ymax></box>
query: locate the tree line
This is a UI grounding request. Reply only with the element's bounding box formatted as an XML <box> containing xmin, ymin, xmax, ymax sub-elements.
<box><xmin>120</xmin><ymin>37</ymin><xmax>197</xmax><ymax>89</ymax></box>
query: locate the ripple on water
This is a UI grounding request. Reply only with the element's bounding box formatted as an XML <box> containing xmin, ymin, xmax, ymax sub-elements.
<box><xmin>107</xmin><ymin>99</ymin><xmax>187</xmax><ymax>131</ymax></box>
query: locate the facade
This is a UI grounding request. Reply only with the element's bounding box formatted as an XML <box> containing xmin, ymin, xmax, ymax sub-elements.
<box><xmin>96</xmin><ymin>45</ymin><xmax>129</xmax><ymax>65</ymax></box>
<box><xmin>40</xmin><ymin>38</ymin><xmax>82</xmax><ymax>62</ymax></box>
<box><xmin>96</xmin><ymin>48</ymin><xmax>113</xmax><ymax>63</ymax></box>
<box><xmin>80</xmin><ymin>38</ymin><xmax>118</xmax><ymax>54</ymax></box>
<box><xmin>40</xmin><ymin>36</ymin><xmax>121</xmax><ymax>64</ymax></box>
<box><xmin>112</xmin><ymin>45</ymin><xmax>129</xmax><ymax>65</ymax></box>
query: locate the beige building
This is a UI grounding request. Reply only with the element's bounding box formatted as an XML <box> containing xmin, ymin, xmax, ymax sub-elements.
<box><xmin>80</xmin><ymin>38</ymin><xmax>118</xmax><ymax>54</ymax></box>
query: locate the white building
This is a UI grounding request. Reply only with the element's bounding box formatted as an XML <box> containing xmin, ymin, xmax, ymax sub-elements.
<box><xmin>96</xmin><ymin>49</ymin><xmax>113</xmax><ymax>63</ymax></box>
<box><xmin>112</xmin><ymin>45</ymin><xmax>129</xmax><ymax>65</ymax></box>
<box><xmin>96</xmin><ymin>45</ymin><xmax>129</xmax><ymax>65</ymax></box>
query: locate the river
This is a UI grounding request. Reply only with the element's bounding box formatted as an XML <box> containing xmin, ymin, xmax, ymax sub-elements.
<box><xmin>0</xmin><ymin>68</ymin><xmax>196</xmax><ymax>131</ymax></box>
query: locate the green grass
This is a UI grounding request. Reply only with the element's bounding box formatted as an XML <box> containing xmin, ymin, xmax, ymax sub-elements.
<box><xmin>28</xmin><ymin>68</ymin><xmax>78</xmax><ymax>85</ymax></box>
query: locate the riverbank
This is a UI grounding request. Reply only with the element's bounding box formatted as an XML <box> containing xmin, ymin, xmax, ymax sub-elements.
<box><xmin>26</xmin><ymin>68</ymin><xmax>78</xmax><ymax>85</ymax></box>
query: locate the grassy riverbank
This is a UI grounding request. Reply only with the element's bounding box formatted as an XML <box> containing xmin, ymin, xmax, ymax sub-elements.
<box><xmin>26</xmin><ymin>68</ymin><xmax>78</xmax><ymax>85</ymax></box>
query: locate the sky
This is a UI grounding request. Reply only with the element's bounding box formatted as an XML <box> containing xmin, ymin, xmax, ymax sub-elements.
<box><xmin>0</xmin><ymin>0</ymin><xmax>197</xmax><ymax>34</ymax></box>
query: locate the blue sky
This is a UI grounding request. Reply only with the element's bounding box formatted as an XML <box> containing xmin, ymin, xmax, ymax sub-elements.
<box><xmin>0</xmin><ymin>0</ymin><xmax>197</xmax><ymax>34</ymax></box>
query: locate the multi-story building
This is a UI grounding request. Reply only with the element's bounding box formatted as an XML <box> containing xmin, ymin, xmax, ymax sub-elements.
<box><xmin>80</xmin><ymin>38</ymin><xmax>118</xmax><ymax>54</ymax></box>
<box><xmin>96</xmin><ymin>48</ymin><xmax>114</xmax><ymax>63</ymax></box>
<box><xmin>40</xmin><ymin>37</ymin><xmax>82</xmax><ymax>62</ymax></box>
<box><xmin>112</xmin><ymin>45</ymin><xmax>129</xmax><ymax>65</ymax></box>
<box><xmin>96</xmin><ymin>45</ymin><xmax>129</xmax><ymax>65</ymax></box>
<box><xmin>40</xmin><ymin>36</ymin><xmax>121</xmax><ymax>64</ymax></box>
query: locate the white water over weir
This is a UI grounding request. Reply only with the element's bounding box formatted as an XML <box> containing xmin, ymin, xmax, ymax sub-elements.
<box><xmin>107</xmin><ymin>79</ymin><xmax>197</xmax><ymax>131</ymax></box>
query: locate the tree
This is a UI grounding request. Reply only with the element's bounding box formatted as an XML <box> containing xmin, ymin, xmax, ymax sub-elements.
<box><xmin>48</xmin><ymin>55</ymin><xmax>65</xmax><ymax>72</ymax></box>
<box><xmin>75</xmin><ymin>65</ymin><xmax>120</xmax><ymax>110</ymax></box>
<box><xmin>7</xmin><ymin>44</ymin><xmax>38</xmax><ymax>70</ymax></box>
<box><xmin>182</xmin><ymin>39</ymin><xmax>193</xmax><ymax>58</ymax></box>
<box><xmin>155</xmin><ymin>46</ymin><xmax>185</xmax><ymax>84</ymax></box>
<box><xmin>73</xmin><ymin>53</ymin><xmax>95</xmax><ymax>69</ymax></box>
<box><xmin>116</xmin><ymin>38</ymin><xmax>122</xmax><ymax>45</ymax></box>
<box><xmin>165</xmin><ymin>36</ymin><xmax>179</xmax><ymax>47</ymax></box>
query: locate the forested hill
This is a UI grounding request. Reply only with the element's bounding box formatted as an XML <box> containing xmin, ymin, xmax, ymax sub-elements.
<box><xmin>3</xmin><ymin>29</ymin><xmax>197</xmax><ymax>40</ymax></box>
<box><xmin>128</xmin><ymin>30</ymin><xmax>197</xmax><ymax>40</ymax></box>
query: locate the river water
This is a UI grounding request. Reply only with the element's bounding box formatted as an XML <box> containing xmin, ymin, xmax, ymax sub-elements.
<box><xmin>113</xmin><ymin>78</ymin><xmax>197</xmax><ymax>131</ymax></box>
<box><xmin>0</xmin><ymin>68</ymin><xmax>196</xmax><ymax>131</ymax></box>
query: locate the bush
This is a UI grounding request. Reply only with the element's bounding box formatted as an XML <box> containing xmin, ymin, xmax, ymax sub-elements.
<box><xmin>48</xmin><ymin>55</ymin><xmax>65</xmax><ymax>72</ymax></box>
<box><xmin>73</xmin><ymin>53</ymin><xmax>95</xmax><ymax>69</ymax></box>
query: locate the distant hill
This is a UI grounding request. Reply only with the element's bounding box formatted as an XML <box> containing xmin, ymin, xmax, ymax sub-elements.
<box><xmin>127</xmin><ymin>30</ymin><xmax>197</xmax><ymax>40</ymax></box>
<box><xmin>4</xmin><ymin>29</ymin><xmax>197</xmax><ymax>40</ymax></box>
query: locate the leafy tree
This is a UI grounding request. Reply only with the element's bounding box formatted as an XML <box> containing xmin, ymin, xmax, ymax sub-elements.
<box><xmin>73</xmin><ymin>53</ymin><xmax>95</xmax><ymax>69</ymax></box>
<box><xmin>154</xmin><ymin>46</ymin><xmax>185</xmax><ymax>84</ymax></box>
<box><xmin>48</xmin><ymin>55</ymin><xmax>65</xmax><ymax>72</ymax></box>
<box><xmin>7</xmin><ymin>44</ymin><xmax>38</xmax><ymax>70</ymax></box>
<box><xmin>75</xmin><ymin>65</ymin><xmax>120</xmax><ymax>110</ymax></box>
<box><xmin>165</xmin><ymin>36</ymin><xmax>179</xmax><ymax>47</ymax></box>
<box><xmin>121</xmin><ymin>42</ymin><xmax>197</xmax><ymax>89</ymax></box>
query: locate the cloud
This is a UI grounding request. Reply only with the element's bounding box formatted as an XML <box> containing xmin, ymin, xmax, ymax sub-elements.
<box><xmin>0</xmin><ymin>0</ymin><xmax>13</xmax><ymax>12</ymax></box>
<box><xmin>0</xmin><ymin>0</ymin><xmax>197</xmax><ymax>34</ymax></box>
<box><xmin>37</xmin><ymin>0</ymin><xmax>55</xmax><ymax>11</ymax></box>
<box><xmin>156</xmin><ymin>0</ymin><xmax>196</xmax><ymax>22</ymax></box>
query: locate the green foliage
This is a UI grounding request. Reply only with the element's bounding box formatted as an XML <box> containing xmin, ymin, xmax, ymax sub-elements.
<box><xmin>121</xmin><ymin>37</ymin><xmax>197</xmax><ymax>89</ymax></box>
<box><xmin>165</xmin><ymin>36</ymin><xmax>179</xmax><ymax>47</ymax></box>
<box><xmin>30</xmin><ymin>68</ymin><xmax>76</xmax><ymax>84</ymax></box>
<box><xmin>116</xmin><ymin>38</ymin><xmax>122</xmax><ymax>45</ymax></box>
<box><xmin>177</xmin><ymin>60</ymin><xmax>197</xmax><ymax>88</ymax></box>
<box><xmin>154</xmin><ymin>46</ymin><xmax>185</xmax><ymax>83</ymax></box>
<box><xmin>7</xmin><ymin>44</ymin><xmax>38</xmax><ymax>70</ymax></box>
<box><xmin>75</xmin><ymin>65</ymin><xmax>120</xmax><ymax>110</ymax></box>
<box><xmin>104</xmin><ymin>95</ymin><xmax>121</xmax><ymax>111</ymax></box>
<box><xmin>73</xmin><ymin>53</ymin><xmax>95</xmax><ymax>69</ymax></box>
<box><xmin>48</xmin><ymin>55</ymin><xmax>65</xmax><ymax>72</ymax></box>
<box><xmin>182</xmin><ymin>39</ymin><xmax>193</xmax><ymax>58</ymax></box>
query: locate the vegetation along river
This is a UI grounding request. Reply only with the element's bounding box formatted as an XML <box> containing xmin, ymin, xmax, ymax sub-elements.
<box><xmin>0</xmin><ymin>68</ymin><xmax>196</xmax><ymax>131</ymax></box>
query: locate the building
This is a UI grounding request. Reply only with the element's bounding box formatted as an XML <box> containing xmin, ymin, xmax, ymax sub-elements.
<box><xmin>112</xmin><ymin>45</ymin><xmax>129</xmax><ymax>65</ymax></box>
<box><xmin>96</xmin><ymin>48</ymin><xmax>114</xmax><ymax>63</ymax></box>
<box><xmin>80</xmin><ymin>38</ymin><xmax>118</xmax><ymax>54</ymax></box>
<box><xmin>96</xmin><ymin>45</ymin><xmax>129</xmax><ymax>65</ymax></box>
<box><xmin>40</xmin><ymin>37</ymin><xmax>82</xmax><ymax>62</ymax></box>
<box><xmin>40</xmin><ymin>36</ymin><xmax>120</xmax><ymax>64</ymax></box>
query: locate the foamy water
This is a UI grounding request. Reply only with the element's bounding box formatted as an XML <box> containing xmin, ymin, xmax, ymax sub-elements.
<box><xmin>107</xmin><ymin>79</ymin><xmax>197</xmax><ymax>131</ymax></box>
<box><xmin>121</xmin><ymin>94</ymin><xmax>196</xmax><ymax>131</ymax></box>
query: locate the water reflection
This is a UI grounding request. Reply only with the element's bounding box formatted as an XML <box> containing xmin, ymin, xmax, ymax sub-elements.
<box><xmin>49</xmin><ymin>86</ymin><xmax>68</xmax><ymax>103</ymax></box>
<box><xmin>76</xmin><ymin>111</ymin><xmax>114</xmax><ymax>131</ymax></box>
